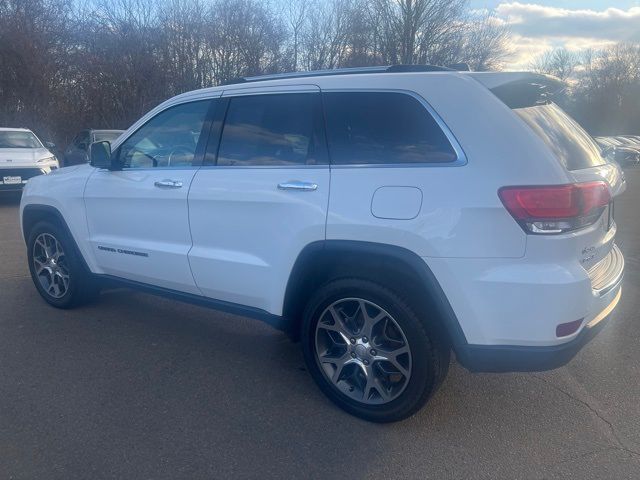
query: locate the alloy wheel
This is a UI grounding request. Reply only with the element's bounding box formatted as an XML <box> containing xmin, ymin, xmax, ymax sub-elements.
<box><xmin>314</xmin><ymin>298</ymin><xmax>412</xmax><ymax>405</ymax></box>
<box><xmin>33</xmin><ymin>233</ymin><xmax>70</xmax><ymax>299</ymax></box>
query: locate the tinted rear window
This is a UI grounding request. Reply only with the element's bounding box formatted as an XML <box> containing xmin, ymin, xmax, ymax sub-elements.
<box><xmin>323</xmin><ymin>92</ymin><xmax>457</xmax><ymax>165</ymax></box>
<box><xmin>513</xmin><ymin>103</ymin><xmax>605</xmax><ymax>171</ymax></box>
<box><xmin>216</xmin><ymin>93</ymin><xmax>326</xmax><ymax>166</ymax></box>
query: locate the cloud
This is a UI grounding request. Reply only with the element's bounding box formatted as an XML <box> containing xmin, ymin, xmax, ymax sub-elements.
<box><xmin>496</xmin><ymin>3</ymin><xmax>640</xmax><ymax>42</ymax></box>
<box><xmin>494</xmin><ymin>3</ymin><xmax>640</xmax><ymax>69</ymax></box>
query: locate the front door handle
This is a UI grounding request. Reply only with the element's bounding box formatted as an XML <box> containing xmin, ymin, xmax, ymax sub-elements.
<box><xmin>277</xmin><ymin>181</ymin><xmax>318</xmax><ymax>192</ymax></box>
<box><xmin>154</xmin><ymin>179</ymin><xmax>183</xmax><ymax>189</ymax></box>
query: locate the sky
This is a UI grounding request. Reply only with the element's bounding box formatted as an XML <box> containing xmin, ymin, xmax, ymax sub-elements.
<box><xmin>470</xmin><ymin>1</ymin><xmax>640</xmax><ymax>69</ymax></box>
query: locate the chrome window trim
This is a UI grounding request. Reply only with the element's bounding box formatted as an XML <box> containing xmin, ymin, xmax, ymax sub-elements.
<box><xmin>110</xmin><ymin>98</ymin><xmax>215</xmax><ymax>171</ymax></box>
<box><xmin>119</xmin><ymin>166</ymin><xmax>202</xmax><ymax>171</ymax></box>
<box><xmin>198</xmin><ymin>164</ymin><xmax>329</xmax><ymax>170</ymax></box>
<box><xmin>213</xmin><ymin>88</ymin><xmax>328</xmax><ymax>168</ymax></box>
<box><xmin>321</xmin><ymin>88</ymin><xmax>468</xmax><ymax>168</ymax></box>
<box><xmin>222</xmin><ymin>84</ymin><xmax>320</xmax><ymax>97</ymax></box>
<box><xmin>110</xmin><ymin>94</ymin><xmax>221</xmax><ymax>152</ymax></box>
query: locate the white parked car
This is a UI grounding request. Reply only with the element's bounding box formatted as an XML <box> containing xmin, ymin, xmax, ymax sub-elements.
<box><xmin>0</xmin><ymin>128</ymin><xmax>59</xmax><ymax>191</ymax></box>
<box><xmin>19</xmin><ymin>66</ymin><xmax>625</xmax><ymax>422</ymax></box>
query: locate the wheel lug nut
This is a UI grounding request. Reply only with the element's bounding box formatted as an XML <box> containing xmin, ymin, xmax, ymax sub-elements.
<box><xmin>350</xmin><ymin>338</ymin><xmax>356</xmax><ymax>344</ymax></box>
<box><xmin>370</xmin><ymin>349</ymin><xmax>376</xmax><ymax>356</ymax></box>
<box><xmin>363</xmin><ymin>359</ymin><xmax>369</xmax><ymax>365</ymax></box>
<box><xmin>362</xmin><ymin>336</ymin><xmax>368</xmax><ymax>343</ymax></box>
<box><xmin>350</xmin><ymin>352</ymin><xmax>356</xmax><ymax>358</ymax></box>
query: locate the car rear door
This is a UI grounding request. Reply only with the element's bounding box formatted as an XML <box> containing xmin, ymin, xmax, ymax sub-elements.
<box><xmin>84</xmin><ymin>98</ymin><xmax>216</xmax><ymax>294</ymax></box>
<box><xmin>187</xmin><ymin>85</ymin><xmax>330</xmax><ymax>314</ymax></box>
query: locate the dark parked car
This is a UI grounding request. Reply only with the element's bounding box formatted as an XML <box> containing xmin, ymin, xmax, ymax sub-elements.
<box><xmin>63</xmin><ymin>129</ymin><xmax>124</xmax><ymax>166</ymax></box>
<box><xmin>617</xmin><ymin>135</ymin><xmax>640</xmax><ymax>149</ymax></box>
<box><xmin>595</xmin><ymin>136</ymin><xmax>640</xmax><ymax>168</ymax></box>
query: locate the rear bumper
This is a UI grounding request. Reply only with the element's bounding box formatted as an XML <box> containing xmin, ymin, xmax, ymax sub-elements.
<box><xmin>457</xmin><ymin>286</ymin><xmax>622</xmax><ymax>372</ymax></box>
<box><xmin>426</xmin><ymin>241</ymin><xmax>624</xmax><ymax>372</ymax></box>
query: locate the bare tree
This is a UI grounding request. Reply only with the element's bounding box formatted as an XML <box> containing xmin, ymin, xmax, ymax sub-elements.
<box><xmin>207</xmin><ymin>0</ymin><xmax>285</xmax><ymax>83</ymax></box>
<box><xmin>370</xmin><ymin>0</ymin><xmax>466</xmax><ymax>65</ymax></box>
<box><xmin>0</xmin><ymin>0</ymin><xmax>517</xmax><ymax>147</ymax></box>
<box><xmin>458</xmin><ymin>12</ymin><xmax>510</xmax><ymax>71</ymax></box>
<box><xmin>530</xmin><ymin>48</ymin><xmax>579</xmax><ymax>81</ymax></box>
<box><xmin>0</xmin><ymin>0</ymin><xmax>71</xmax><ymax>140</ymax></box>
<box><xmin>159</xmin><ymin>0</ymin><xmax>213</xmax><ymax>92</ymax></box>
<box><xmin>283</xmin><ymin>0</ymin><xmax>309</xmax><ymax>71</ymax></box>
<box><xmin>299</xmin><ymin>0</ymin><xmax>355</xmax><ymax>70</ymax></box>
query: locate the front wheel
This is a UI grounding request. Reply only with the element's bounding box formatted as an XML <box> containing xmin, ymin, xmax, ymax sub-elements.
<box><xmin>27</xmin><ymin>220</ymin><xmax>98</xmax><ymax>308</ymax></box>
<box><xmin>302</xmin><ymin>278</ymin><xmax>449</xmax><ymax>422</ymax></box>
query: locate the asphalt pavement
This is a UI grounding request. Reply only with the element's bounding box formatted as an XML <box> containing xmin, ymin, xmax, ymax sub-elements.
<box><xmin>0</xmin><ymin>170</ymin><xmax>639</xmax><ymax>479</ymax></box>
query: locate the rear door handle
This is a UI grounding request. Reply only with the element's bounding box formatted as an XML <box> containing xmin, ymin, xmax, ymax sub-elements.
<box><xmin>154</xmin><ymin>179</ymin><xmax>183</xmax><ymax>189</ymax></box>
<box><xmin>277</xmin><ymin>181</ymin><xmax>318</xmax><ymax>192</ymax></box>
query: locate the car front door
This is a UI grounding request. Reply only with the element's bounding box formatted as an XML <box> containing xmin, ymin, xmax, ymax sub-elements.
<box><xmin>84</xmin><ymin>98</ymin><xmax>216</xmax><ymax>294</ymax></box>
<box><xmin>188</xmin><ymin>86</ymin><xmax>330</xmax><ymax>315</ymax></box>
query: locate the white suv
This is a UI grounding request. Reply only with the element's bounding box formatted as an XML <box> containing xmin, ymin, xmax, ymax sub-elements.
<box><xmin>0</xmin><ymin>128</ymin><xmax>59</xmax><ymax>191</ymax></box>
<box><xmin>20</xmin><ymin>66</ymin><xmax>625</xmax><ymax>422</ymax></box>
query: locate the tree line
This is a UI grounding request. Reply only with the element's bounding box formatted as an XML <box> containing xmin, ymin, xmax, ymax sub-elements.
<box><xmin>0</xmin><ymin>0</ymin><xmax>508</xmax><ymax>146</ymax></box>
<box><xmin>531</xmin><ymin>43</ymin><xmax>640</xmax><ymax>136</ymax></box>
<box><xmin>1</xmin><ymin>0</ymin><xmax>638</xmax><ymax>149</ymax></box>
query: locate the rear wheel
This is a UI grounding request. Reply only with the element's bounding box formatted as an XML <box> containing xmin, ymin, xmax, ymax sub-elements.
<box><xmin>302</xmin><ymin>278</ymin><xmax>449</xmax><ymax>422</ymax></box>
<box><xmin>27</xmin><ymin>221</ymin><xmax>98</xmax><ymax>308</ymax></box>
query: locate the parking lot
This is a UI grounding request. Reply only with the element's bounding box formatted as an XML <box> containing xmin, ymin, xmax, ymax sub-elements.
<box><xmin>0</xmin><ymin>171</ymin><xmax>638</xmax><ymax>480</ymax></box>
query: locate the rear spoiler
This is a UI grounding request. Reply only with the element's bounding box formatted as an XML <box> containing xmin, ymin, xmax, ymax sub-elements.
<box><xmin>470</xmin><ymin>72</ymin><xmax>565</xmax><ymax>109</ymax></box>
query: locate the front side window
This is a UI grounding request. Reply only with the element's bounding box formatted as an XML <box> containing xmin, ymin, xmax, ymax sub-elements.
<box><xmin>0</xmin><ymin>131</ymin><xmax>42</xmax><ymax>149</ymax></box>
<box><xmin>323</xmin><ymin>92</ymin><xmax>458</xmax><ymax>165</ymax></box>
<box><xmin>118</xmin><ymin>100</ymin><xmax>211</xmax><ymax>168</ymax></box>
<box><xmin>216</xmin><ymin>93</ymin><xmax>326</xmax><ymax>166</ymax></box>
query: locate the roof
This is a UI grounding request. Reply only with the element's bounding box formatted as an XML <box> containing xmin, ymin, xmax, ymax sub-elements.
<box><xmin>224</xmin><ymin>64</ymin><xmax>456</xmax><ymax>85</ymax></box>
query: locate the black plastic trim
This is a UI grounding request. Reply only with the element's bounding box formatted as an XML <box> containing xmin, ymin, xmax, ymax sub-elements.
<box><xmin>98</xmin><ymin>275</ymin><xmax>289</xmax><ymax>331</ymax></box>
<box><xmin>283</xmin><ymin>240</ymin><xmax>469</xmax><ymax>351</ymax></box>
<box><xmin>21</xmin><ymin>204</ymin><xmax>93</xmax><ymax>275</ymax></box>
<box><xmin>457</xmin><ymin>314</ymin><xmax>613</xmax><ymax>373</ymax></box>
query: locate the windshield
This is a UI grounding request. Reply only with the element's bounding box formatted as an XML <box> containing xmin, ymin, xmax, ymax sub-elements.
<box><xmin>0</xmin><ymin>131</ymin><xmax>42</xmax><ymax>149</ymax></box>
<box><xmin>93</xmin><ymin>131</ymin><xmax>123</xmax><ymax>143</ymax></box>
<box><xmin>513</xmin><ymin>103</ymin><xmax>605</xmax><ymax>171</ymax></box>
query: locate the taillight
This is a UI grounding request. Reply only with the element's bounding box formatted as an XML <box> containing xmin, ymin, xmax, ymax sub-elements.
<box><xmin>499</xmin><ymin>181</ymin><xmax>611</xmax><ymax>234</ymax></box>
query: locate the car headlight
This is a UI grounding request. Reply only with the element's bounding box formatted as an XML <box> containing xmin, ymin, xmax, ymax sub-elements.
<box><xmin>38</xmin><ymin>155</ymin><xmax>58</xmax><ymax>164</ymax></box>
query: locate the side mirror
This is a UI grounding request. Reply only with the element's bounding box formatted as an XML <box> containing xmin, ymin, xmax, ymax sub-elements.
<box><xmin>89</xmin><ymin>141</ymin><xmax>114</xmax><ymax>169</ymax></box>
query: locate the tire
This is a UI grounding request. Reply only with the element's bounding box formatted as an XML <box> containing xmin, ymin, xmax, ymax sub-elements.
<box><xmin>302</xmin><ymin>278</ymin><xmax>450</xmax><ymax>423</ymax></box>
<box><xmin>27</xmin><ymin>220</ymin><xmax>98</xmax><ymax>308</ymax></box>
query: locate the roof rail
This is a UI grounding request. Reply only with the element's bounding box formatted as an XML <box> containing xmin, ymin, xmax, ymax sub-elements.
<box><xmin>222</xmin><ymin>64</ymin><xmax>454</xmax><ymax>86</ymax></box>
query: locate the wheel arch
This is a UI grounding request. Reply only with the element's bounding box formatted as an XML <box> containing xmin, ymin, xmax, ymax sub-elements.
<box><xmin>283</xmin><ymin>240</ymin><xmax>468</xmax><ymax>354</ymax></box>
<box><xmin>22</xmin><ymin>204</ymin><xmax>92</xmax><ymax>274</ymax></box>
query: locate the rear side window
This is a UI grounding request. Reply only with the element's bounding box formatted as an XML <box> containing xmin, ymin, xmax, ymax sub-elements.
<box><xmin>513</xmin><ymin>103</ymin><xmax>605</xmax><ymax>171</ymax></box>
<box><xmin>216</xmin><ymin>93</ymin><xmax>327</xmax><ymax>166</ymax></box>
<box><xmin>323</xmin><ymin>92</ymin><xmax>458</xmax><ymax>165</ymax></box>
